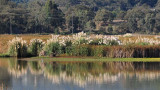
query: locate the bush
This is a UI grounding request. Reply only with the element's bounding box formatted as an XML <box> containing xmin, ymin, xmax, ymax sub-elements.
<box><xmin>29</xmin><ymin>39</ymin><xmax>44</xmax><ymax>56</ymax></box>
<box><xmin>65</xmin><ymin>46</ymin><xmax>72</xmax><ymax>55</ymax></box>
<box><xmin>8</xmin><ymin>37</ymin><xmax>28</xmax><ymax>57</ymax></box>
<box><xmin>44</xmin><ymin>42</ymin><xmax>61</xmax><ymax>57</ymax></box>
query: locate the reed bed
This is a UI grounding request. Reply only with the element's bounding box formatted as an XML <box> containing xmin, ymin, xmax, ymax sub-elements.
<box><xmin>103</xmin><ymin>45</ymin><xmax>160</xmax><ymax>58</ymax></box>
<box><xmin>64</xmin><ymin>45</ymin><xmax>160</xmax><ymax>58</ymax></box>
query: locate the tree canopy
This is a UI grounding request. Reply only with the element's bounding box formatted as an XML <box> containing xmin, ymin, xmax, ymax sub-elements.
<box><xmin>0</xmin><ymin>0</ymin><xmax>160</xmax><ymax>34</ymax></box>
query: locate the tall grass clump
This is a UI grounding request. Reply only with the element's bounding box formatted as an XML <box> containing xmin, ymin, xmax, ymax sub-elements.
<box><xmin>8</xmin><ymin>37</ymin><xmax>27</xmax><ymax>57</ymax></box>
<box><xmin>70</xmin><ymin>45</ymin><xmax>89</xmax><ymax>56</ymax></box>
<box><xmin>29</xmin><ymin>39</ymin><xmax>45</xmax><ymax>56</ymax></box>
<box><xmin>106</xmin><ymin>46</ymin><xmax>134</xmax><ymax>58</ymax></box>
<box><xmin>133</xmin><ymin>45</ymin><xmax>160</xmax><ymax>58</ymax></box>
<box><xmin>90</xmin><ymin>46</ymin><xmax>104</xmax><ymax>57</ymax></box>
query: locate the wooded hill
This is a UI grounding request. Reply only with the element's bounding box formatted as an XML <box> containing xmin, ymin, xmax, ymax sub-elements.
<box><xmin>1</xmin><ymin>0</ymin><xmax>160</xmax><ymax>34</ymax></box>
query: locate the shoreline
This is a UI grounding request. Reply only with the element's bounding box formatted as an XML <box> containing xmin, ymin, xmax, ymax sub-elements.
<box><xmin>16</xmin><ymin>57</ymin><xmax>160</xmax><ymax>62</ymax></box>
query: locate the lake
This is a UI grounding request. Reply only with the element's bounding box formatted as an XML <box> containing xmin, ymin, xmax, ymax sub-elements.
<box><xmin>0</xmin><ymin>58</ymin><xmax>160</xmax><ymax>90</ymax></box>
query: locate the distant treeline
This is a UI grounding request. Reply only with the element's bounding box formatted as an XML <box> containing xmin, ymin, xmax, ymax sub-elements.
<box><xmin>1</xmin><ymin>0</ymin><xmax>160</xmax><ymax>34</ymax></box>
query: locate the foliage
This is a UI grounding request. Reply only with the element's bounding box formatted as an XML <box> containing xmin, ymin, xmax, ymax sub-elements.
<box><xmin>29</xmin><ymin>39</ymin><xmax>45</xmax><ymax>56</ymax></box>
<box><xmin>44</xmin><ymin>42</ymin><xmax>61</xmax><ymax>57</ymax></box>
<box><xmin>0</xmin><ymin>0</ymin><xmax>160</xmax><ymax>34</ymax></box>
<box><xmin>0</xmin><ymin>53</ymin><xmax>10</xmax><ymax>57</ymax></box>
<box><xmin>90</xmin><ymin>46</ymin><xmax>104</xmax><ymax>57</ymax></box>
<box><xmin>44</xmin><ymin>0</ymin><xmax>65</xmax><ymax>31</ymax></box>
<box><xmin>8</xmin><ymin>37</ymin><xmax>27</xmax><ymax>57</ymax></box>
<box><xmin>95</xmin><ymin>9</ymin><xmax>114</xmax><ymax>23</ymax></box>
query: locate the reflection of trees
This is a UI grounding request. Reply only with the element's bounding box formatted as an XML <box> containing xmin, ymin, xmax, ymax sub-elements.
<box><xmin>8</xmin><ymin>59</ymin><xmax>28</xmax><ymax>78</ymax></box>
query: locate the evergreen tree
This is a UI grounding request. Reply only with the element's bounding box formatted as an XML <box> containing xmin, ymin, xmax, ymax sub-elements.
<box><xmin>44</xmin><ymin>0</ymin><xmax>65</xmax><ymax>32</ymax></box>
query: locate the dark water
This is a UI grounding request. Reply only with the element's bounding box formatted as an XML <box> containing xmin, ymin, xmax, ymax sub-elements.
<box><xmin>0</xmin><ymin>58</ymin><xmax>160</xmax><ymax>90</ymax></box>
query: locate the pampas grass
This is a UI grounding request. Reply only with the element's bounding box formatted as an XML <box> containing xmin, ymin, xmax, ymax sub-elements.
<box><xmin>29</xmin><ymin>39</ymin><xmax>45</xmax><ymax>56</ymax></box>
<box><xmin>8</xmin><ymin>37</ymin><xmax>27</xmax><ymax>57</ymax></box>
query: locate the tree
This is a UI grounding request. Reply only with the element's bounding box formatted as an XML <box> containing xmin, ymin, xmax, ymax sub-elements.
<box><xmin>27</xmin><ymin>0</ymin><xmax>46</xmax><ymax>33</ymax></box>
<box><xmin>44</xmin><ymin>0</ymin><xmax>65</xmax><ymax>33</ymax></box>
<box><xmin>86</xmin><ymin>20</ymin><xmax>96</xmax><ymax>34</ymax></box>
<box><xmin>95</xmin><ymin>9</ymin><xmax>114</xmax><ymax>24</ymax></box>
<box><xmin>0</xmin><ymin>0</ymin><xmax>9</xmax><ymax>5</ymax></box>
<box><xmin>144</xmin><ymin>13</ymin><xmax>156</xmax><ymax>33</ymax></box>
<box><xmin>65</xmin><ymin>5</ymin><xmax>95</xmax><ymax>32</ymax></box>
<box><xmin>65</xmin><ymin>15</ymin><xmax>79</xmax><ymax>33</ymax></box>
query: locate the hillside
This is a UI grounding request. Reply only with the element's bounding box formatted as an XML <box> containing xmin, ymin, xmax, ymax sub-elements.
<box><xmin>0</xmin><ymin>0</ymin><xmax>160</xmax><ymax>34</ymax></box>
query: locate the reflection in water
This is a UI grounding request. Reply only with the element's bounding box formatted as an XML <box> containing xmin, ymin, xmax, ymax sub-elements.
<box><xmin>0</xmin><ymin>58</ymin><xmax>160</xmax><ymax>89</ymax></box>
<box><xmin>8</xmin><ymin>58</ymin><xmax>28</xmax><ymax>78</ymax></box>
<box><xmin>28</xmin><ymin>61</ymin><xmax>42</xmax><ymax>75</ymax></box>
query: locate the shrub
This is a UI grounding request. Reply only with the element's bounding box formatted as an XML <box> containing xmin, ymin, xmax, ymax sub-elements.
<box><xmin>29</xmin><ymin>39</ymin><xmax>44</xmax><ymax>56</ymax></box>
<box><xmin>44</xmin><ymin>42</ymin><xmax>61</xmax><ymax>57</ymax></box>
<box><xmin>65</xmin><ymin>46</ymin><xmax>73</xmax><ymax>55</ymax></box>
<box><xmin>8</xmin><ymin>37</ymin><xmax>27</xmax><ymax>57</ymax></box>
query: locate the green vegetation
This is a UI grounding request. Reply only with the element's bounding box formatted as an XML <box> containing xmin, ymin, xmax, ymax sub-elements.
<box><xmin>29</xmin><ymin>39</ymin><xmax>44</xmax><ymax>56</ymax></box>
<box><xmin>0</xmin><ymin>53</ymin><xmax>10</xmax><ymax>57</ymax></box>
<box><xmin>1</xmin><ymin>0</ymin><xmax>160</xmax><ymax>34</ymax></box>
<box><xmin>44</xmin><ymin>42</ymin><xmax>61</xmax><ymax>57</ymax></box>
<box><xmin>23</xmin><ymin>57</ymin><xmax>160</xmax><ymax>62</ymax></box>
<box><xmin>8</xmin><ymin>37</ymin><xmax>28</xmax><ymax>57</ymax></box>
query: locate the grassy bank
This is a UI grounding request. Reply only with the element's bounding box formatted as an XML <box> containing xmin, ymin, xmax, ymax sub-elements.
<box><xmin>21</xmin><ymin>57</ymin><xmax>160</xmax><ymax>62</ymax></box>
<box><xmin>0</xmin><ymin>53</ymin><xmax>10</xmax><ymax>57</ymax></box>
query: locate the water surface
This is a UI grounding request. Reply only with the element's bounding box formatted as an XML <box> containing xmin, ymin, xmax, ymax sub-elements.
<box><xmin>0</xmin><ymin>58</ymin><xmax>160</xmax><ymax>90</ymax></box>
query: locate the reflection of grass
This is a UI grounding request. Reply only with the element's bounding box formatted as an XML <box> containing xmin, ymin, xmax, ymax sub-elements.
<box><xmin>43</xmin><ymin>62</ymin><xmax>107</xmax><ymax>78</ymax></box>
<box><xmin>8</xmin><ymin>58</ymin><xmax>28</xmax><ymax>70</ymax></box>
<box><xmin>44</xmin><ymin>62</ymin><xmax>61</xmax><ymax>75</ymax></box>
<box><xmin>28</xmin><ymin>61</ymin><xmax>41</xmax><ymax>71</ymax></box>
<box><xmin>24</xmin><ymin>57</ymin><xmax>160</xmax><ymax>62</ymax></box>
